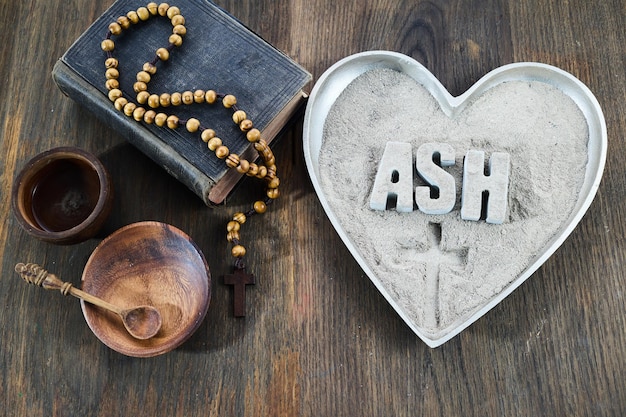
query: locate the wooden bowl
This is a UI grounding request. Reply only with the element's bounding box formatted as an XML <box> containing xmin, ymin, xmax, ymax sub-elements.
<box><xmin>80</xmin><ymin>221</ymin><xmax>211</xmax><ymax>357</ymax></box>
<box><xmin>12</xmin><ymin>147</ymin><xmax>113</xmax><ymax>245</ymax></box>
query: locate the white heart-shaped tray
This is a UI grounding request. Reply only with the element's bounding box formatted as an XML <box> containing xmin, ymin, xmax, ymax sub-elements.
<box><xmin>303</xmin><ymin>51</ymin><xmax>606</xmax><ymax>347</ymax></box>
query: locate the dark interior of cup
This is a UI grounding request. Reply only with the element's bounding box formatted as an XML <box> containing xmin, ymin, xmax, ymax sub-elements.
<box><xmin>27</xmin><ymin>158</ymin><xmax>100</xmax><ymax>232</ymax></box>
<box><xmin>12</xmin><ymin>147</ymin><xmax>113</xmax><ymax>244</ymax></box>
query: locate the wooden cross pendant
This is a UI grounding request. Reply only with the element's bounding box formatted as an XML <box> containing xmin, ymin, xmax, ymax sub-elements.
<box><xmin>223</xmin><ymin>267</ymin><xmax>255</xmax><ymax>317</ymax></box>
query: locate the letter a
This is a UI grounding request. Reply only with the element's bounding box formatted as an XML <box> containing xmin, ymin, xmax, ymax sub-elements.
<box><xmin>369</xmin><ymin>141</ymin><xmax>414</xmax><ymax>212</ymax></box>
<box><xmin>461</xmin><ymin>150</ymin><xmax>510</xmax><ymax>224</ymax></box>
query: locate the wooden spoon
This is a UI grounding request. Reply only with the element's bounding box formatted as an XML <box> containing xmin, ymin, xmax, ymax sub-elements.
<box><xmin>15</xmin><ymin>262</ymin><xmax>162</xmax><ymax>340</ymax></box>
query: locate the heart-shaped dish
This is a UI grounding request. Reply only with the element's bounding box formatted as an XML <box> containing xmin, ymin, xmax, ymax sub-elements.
<box><xmin>303</xmin><ymin>51</ymin><xmax>606</xmax><ymax>347</ymax></box>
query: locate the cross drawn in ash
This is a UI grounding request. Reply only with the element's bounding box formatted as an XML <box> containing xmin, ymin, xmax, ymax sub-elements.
<box><xmin>413</xmin><ymin>222</ymin><xmax>468</xmax><ymax>329</ymax></box>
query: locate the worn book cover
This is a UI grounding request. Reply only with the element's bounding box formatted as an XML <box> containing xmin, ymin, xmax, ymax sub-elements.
<box><xmin>53</xmin><ymin>0</ymin><xmax>311</xmax><ymax>205</ymax></box>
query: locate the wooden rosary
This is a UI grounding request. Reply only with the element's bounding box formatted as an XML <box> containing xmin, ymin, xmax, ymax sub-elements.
<box><xmin>101</xmin><ymin>2</ymin><xmax>280</xmax><ymax>316</ymax></box>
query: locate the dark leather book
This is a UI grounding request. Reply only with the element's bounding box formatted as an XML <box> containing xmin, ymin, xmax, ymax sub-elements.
<box><xmin>52</xmin><ymin>0</ymin><xmax>311</xmax><ymax>205</ymax></box>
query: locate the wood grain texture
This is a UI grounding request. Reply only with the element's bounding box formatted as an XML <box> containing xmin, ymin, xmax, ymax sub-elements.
<box><xmin>1</xmin><ymin>0</ymin><xmax>625</xmax><ymax>416</ymax></box>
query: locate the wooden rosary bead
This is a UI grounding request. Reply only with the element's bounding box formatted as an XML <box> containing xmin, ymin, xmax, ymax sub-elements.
<box><xmin>159</xmin><ymin>93</ymin><xmax>172</xmax><ymax>107</ymax></box>
<box><xmin>127</xmin><ymin>10</ymin><xmax>139</xmax><ymax>24</ymax></box>
<box><xmin>136</xmin><ymin>71</ymin><xmax>151</xmax><ymax>83</ymax></box>
<box><xmin>233</xmin><ymin>212</ymin><xmax>246</xmax><ymax>224</ymax></box>
<box><xmin>173</xmin><ymin>24</ymin><xmax>186</xmax><ymax>36</ymax></box>
<box><xmin>108</xmin><ymin>22</ymin><xmax>122</xmax><ymax>36</ymax></box>
<box><xmin>147</xmin><ymin>2</ymin><xmax>158</xmax><ymax>15</ymax></box>
<box><xmin>114</xmin><ymin>97</ymin><xmax>128</xmax><ymax>111</ymax></box>
<box><xmin>170</xmin><ymin>14</ymin><xmax>185</xmax><ymax>26</ymax></box>
<box><xmin>169</xmin><ymin>33</ymin><xmax>183</xmax><ymax>46</ymax></box>
<box><xmin>255</xmin><ymin>165</ymin><xmax>267</xmax><ymax>179</ymax></box>
<box><xmin>227</xmin><ymin>221</ymin><xmax>240</xmax><ymax>232</ymax></box>
<box><xmin>226</xmin><ymin>154</ymin><xmax>240</xmax><ymax>169</ymax></box>
<box><xmin>254</xmin><ymin>139</ymin><xmax>268</xmax><ymax>152</ymax></box>
<box><xmin>143</xmin><ymin>110</ymin><xmax>156</xmax><ymax>124</ymax></box>
<box><xmin>137</xmin><ymin>7</ymin><xmax>150</xmax><ymax>20</ymax></box>
<box><xmin>205</xmin><ymin>90</ymin><xmax>217</xmax><ymax>104</ymax></box>
<box><xmin>207</xmin><ymin>137</ymin><xmax>222</xmax><ymax>150</ymax></box>
<box><xmin>246</xmin><ymin>163</ymin><xmax>259</xmax><ymax>176</ymax></box>
<box><xmin>226</xmin><ymin>230</ymin><xmax>239</xmax><ymax>242</ymax></box>
<box><xmin>266</xmin><ymin>164</ymin><xmax>277</xmax><ymax>179</ymax></box>
<box><xmin>232</xmin><ymin>110</ymin><xmax>246</xmax><ymax>124</ymax></box>
<box><xmin>201</xmin><ymin>129</ymin><xmax>216</xmax><ymax>142</ymax></box>
<box><xmin>157</xmin><ymin>2</ymin><xmax>170</xmax><ymax>16</ymax></box>
<box><xmin>101</xmin><ymin>39</ymin><xmax>115</xmax><ymax>52</ymax></box>
<box><xmin>133</xmin><ymin>81</ymin><xmax>148</xmax><ymax>93</ymax></box>
<box><xmin>264</xmin><ymin>155</ymin><xmax>276</xmax><ymax>167</ymax></box>
<box><xmin>239</xmin><ymin>119</ymin><xmax>253</xmax><ymax>131</ymax></box>
<box><xmin>266</xmin><ymin>188</ymin><xmax>280</xmax><ymax>199</ymax></box>
<box><xmin>117</xmin><ymin>15</ymin><xmax>131</xmax><ymax>29</ymax></box>
<box><xmin>193</xmin><ymin>90</ymin><xmax>205</xmax><ymax>103</ymax></box>
<box><xmin>108</xmin><ymin>88</ymin><xmax>122</xmax><ymax>102</ymax></box>
<box><xmin>255</xmin><ymin>141</ymin><xmax>275</xmax><ymax>165</ymax></box>
<box><xmin>166</xmin><ymin>5</ymin><xmax>180</xmax><ymax>18</ymax></box>
<box><xmin>253</xmin><ymin>200</ymin><xmax>267</xmax><ymax>214</ymax></box>
<box><xmin>148</xmin><ymin>94</ymin><xmax>160</xmax><ymax>108</ymax></box>
<box><xmin>133</xmin><ymin>106</ymin><xmax>146</xmax><ymax>121</ymax></box>
<box><xmin>143</xmin><ymin>62</ymin><xmax>157</xmax><ymax>74</ymax></box>
<box><xmin>156</xmin><ymin>47</ymin><xmax>170</xmax><ymax>61</ymax></box>
<box><xmin>222</xmin><ymin>94</ymin><xmax>237</xmax><ymax>108</ymax></box>
<box><xmin>123</xmin><ymin>102</ymin><xmax>137</xmax><ymax>117</ymax></box>
<box><xmin>267</xmin><ymin>177</ymin><xmax>280</xmax><ymax>189</ymax></box>
<box><xmin>105</xmin><ymin>79</ymin><xmax>119</xmax><ymax>90</ymax></box>
<box><xmin>227</xmin><ymin>230</ymin><xmax>240</xmax><ymax>242</ymax></box>
<box><xmin>170</xmin><ymin>92</ymin><xmax>182</xmax><ymax>106</ymax></box>
<box><xmin>154</xmin><ymin>112</ymin><xmax>168</xmax><ymax>126</ymax></box>
<box><xmin>246</xmin><ymin>128</ymin><xmax>261</xmax><ymax>142</ymax></box>
<box><xmin>231</xmin><ymin>245</ymin><xmax>246</xmax><ymax>258</ymax></box>
<box><xmin>215</xmin><ymin>145</ymin><xmax>229</xmax><ymax>159</ymax></box>
<box><xmin>106</xmin><ymin>69</ymin><xmax>120</xmax><ymax>83</ymax></box>
<box><xmin>166</xmin><ymin>115</ymin><xmax>179</xmax><ymax>129</ymax></box>
<box><xmin>105</xmin><ymin>57</ymin><xmax>118</xmax><ymax>68</ymax></box>
<box><xmin>137</xmin><ymin>91</ymin><xmax>150</xmax><ymax>104</ymax></box>
<box><xmin>236</xmin><ymin>159</ymin><xmax>250</xmax><ymax>174</ymax></box>
<box><xmin>182</xmin><ymin>91</ymin><xmax>194</xmax><ymax>105</ymax></box>
<box><xmin>186</xmin><ymin>118</ymin><xmax>200</xmax><ymax>132</ymax></box>
<box><xmin>259</xmin><ymin>147</ymin><xmax>274</xmax><ymax>163</ymax></box>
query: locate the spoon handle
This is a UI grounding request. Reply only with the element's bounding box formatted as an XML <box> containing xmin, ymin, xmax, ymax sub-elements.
<box><xmin>15</xmin><ymin>263</ymin><xmax>123</xmax><ymax>315</ymax></box>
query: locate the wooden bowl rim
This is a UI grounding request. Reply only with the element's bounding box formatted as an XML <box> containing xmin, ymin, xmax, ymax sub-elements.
<box><xmin>80</xmin><ymin>221</ymin><xmax>211</xmax><ymax>357</ymax></box>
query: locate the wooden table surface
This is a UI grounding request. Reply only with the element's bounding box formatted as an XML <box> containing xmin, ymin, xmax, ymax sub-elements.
<box><xmin>1</xmin><ymin>0</ymin><xmax>624</xmax><ymax>415</ymax></box>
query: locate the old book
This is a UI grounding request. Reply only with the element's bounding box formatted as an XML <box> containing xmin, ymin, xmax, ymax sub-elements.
<box><xmin>52</xmin><ymin>0</ymin><xmax>311</xmax><ymax>205</ymax></box>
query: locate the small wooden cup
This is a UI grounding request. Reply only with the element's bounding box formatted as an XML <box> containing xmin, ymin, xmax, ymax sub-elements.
<box><xmin>12</xmin><ymin>147</ymin><xmax>113</xmax><ymax>245</ymax></box>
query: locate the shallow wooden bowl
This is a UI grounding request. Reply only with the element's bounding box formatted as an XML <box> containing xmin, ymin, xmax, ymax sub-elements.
<box><xmin>12</xmin><ymin>147</ymin><xmax>113</xmax><ymax>245</ymax></box>
<box><xmin>81</xmin><ymin>221</ymin><xmax>211</xmax><ymax>357</ymax></box>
